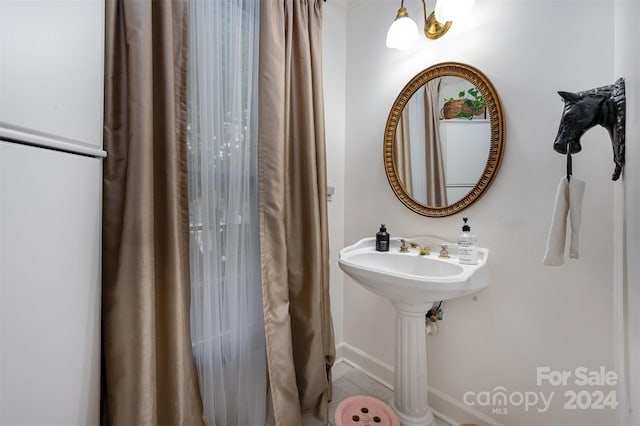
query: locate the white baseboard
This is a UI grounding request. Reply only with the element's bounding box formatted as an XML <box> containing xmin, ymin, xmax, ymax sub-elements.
<box><xmin>337</xmin><ymin>342</ymin><xmax>504</xmax><ymax>426</ymax></box>
<box><xmin>335</xmin><ymin>341</ymin><xmax>344</xmax><ymax>364</ymax></box>
<box><xmin>339</xmin><ymin>342</ymin><xmax>394</xmax><ymax>389</ymax></box>
<box><xmin>428</xmin><ymin>386</ymin><xmax>505</xmax><ymax>426</ymax></box>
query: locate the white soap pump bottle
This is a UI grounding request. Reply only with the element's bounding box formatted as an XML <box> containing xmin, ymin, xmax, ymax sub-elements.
<box><xmin>458</xmin><ymin>217</ymin><xmax>478</xmax><ymax>265</ymax></box>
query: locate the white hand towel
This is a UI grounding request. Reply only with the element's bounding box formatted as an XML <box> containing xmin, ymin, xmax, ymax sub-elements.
<box><xmin>568</xmin><ymin>178</ymin><xmax>585</xmax><ymax>259</ymax></box>
<box><xmin>542</xmin><ymin>177</ymin><xmax>585</xmax><ymax>266</ymax></box>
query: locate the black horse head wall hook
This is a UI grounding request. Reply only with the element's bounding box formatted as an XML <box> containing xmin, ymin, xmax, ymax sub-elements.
<box><xmin>553</xmin><ymin>77</ymin><xmax>626</xmax><ymax>180</ymax></box>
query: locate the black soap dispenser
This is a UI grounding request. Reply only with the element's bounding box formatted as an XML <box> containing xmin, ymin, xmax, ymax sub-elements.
<box><xmin>376</xmin><ymin>224</ymin><xmax>390</xmax><ymax>252</ymax></box>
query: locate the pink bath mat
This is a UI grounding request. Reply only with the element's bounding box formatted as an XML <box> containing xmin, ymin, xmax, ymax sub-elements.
<box><xmin>334</xmin><ymin>395</ymin><xmax>400</xmax><ymax>426</ymax></box>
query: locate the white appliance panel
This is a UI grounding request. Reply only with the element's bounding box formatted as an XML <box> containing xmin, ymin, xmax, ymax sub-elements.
<box><xmin>0</xmin><ymin>141</ymin><xmax>101</xmax><ymax>426</ymax></box>
<box><xmin>0</xmin><ymin>0</ymin><xmax>105</xmax><ymax>155</ymax></box>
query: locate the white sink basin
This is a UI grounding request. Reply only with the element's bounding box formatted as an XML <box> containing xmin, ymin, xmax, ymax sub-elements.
<box><xmin>338</xmin><ymin>237</ymin><xmax>489</xmax><ymax>305</ymax></box>
<box><xmin>338</xmin><ymin>236</ymin><xmax>490</xmax><ymax>426</ymax></box>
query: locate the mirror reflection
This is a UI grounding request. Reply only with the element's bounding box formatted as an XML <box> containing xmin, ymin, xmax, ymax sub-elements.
<box><xmin>384</xmin><ymin>62</ymin><xmax>504</xmax><ymax>217</ymax></box>
<box><xmin>394</xmin><ymin>76</ymin><xmax>490</xmax><ymax>207</ymax></box>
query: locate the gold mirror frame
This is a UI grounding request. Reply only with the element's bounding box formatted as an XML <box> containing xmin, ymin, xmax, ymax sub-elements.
<box><xmin>384</xmin><ymin>62</ymin><xmax>505</xmax><ymax>217</ymax></box>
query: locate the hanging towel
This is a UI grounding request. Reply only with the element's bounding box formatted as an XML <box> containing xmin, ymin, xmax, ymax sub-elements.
<box><xmin>542</xmin><ymin>176</ymin><xmax>586</xmax><ymax>266</ymax></box>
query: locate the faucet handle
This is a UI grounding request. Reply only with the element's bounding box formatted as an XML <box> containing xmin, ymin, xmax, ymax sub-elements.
<box><xmin>399</xmin><ymin>239</ymin><xmax>409</xmax><ymax>253</ymax></box>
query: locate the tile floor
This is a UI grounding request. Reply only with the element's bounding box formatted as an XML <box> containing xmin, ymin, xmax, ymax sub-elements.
<box><xmin>329</xmin><ymin>361</ymin><xmax>451</xmax><ymax>426</ymax></box>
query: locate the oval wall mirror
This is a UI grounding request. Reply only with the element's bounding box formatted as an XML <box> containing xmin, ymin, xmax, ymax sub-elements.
<box><xmin>384</xmin><ymin>62</ymin><xmax>505</xmax><ymax>217</ymax></box>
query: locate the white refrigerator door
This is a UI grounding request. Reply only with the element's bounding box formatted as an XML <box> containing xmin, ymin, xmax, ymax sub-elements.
<box><xmin>0</xmin><ymin>0</ymin><xmax>105</xmax><ymax>156</ymax></box>
<box><xmin>0</xmin><ymin>141</ymin><xmax>101</xmax><ymax>426</ymax></box>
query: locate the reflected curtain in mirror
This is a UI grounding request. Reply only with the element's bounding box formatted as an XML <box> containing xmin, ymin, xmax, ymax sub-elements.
<box><xmin>394</xmin><ymin>108</ymin><xmax>413</xmax><ymax>195</ymax></box>
<box><xmin>424</xmin><ymin>78</ymin><xmax>447</xmax><ymax>207</ymax></box>
<box><xmin>394</xmin><ymin>78</ymin><xmax>447</xmax><ymax>207</ymax></box>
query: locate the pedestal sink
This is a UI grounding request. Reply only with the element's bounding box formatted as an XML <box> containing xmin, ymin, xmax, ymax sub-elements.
<box><xmin>338</xmin><ymin>237</ymin><xmax>489</xmax><ymax>426</ymax></box>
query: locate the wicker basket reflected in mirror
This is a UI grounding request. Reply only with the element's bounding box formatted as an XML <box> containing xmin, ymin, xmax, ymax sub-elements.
<box><xmin>442</xmin><ymin>99</ymin><xmax>486</xmax><ymax>119</ymax></box>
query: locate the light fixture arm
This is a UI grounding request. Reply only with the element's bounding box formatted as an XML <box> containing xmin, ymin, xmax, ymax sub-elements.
<box><xmin>420</xmin><ymin>0</ymin><xmax>428</xmax><ymax>22</ymax></box>
<box><xmin>395</xmin><ymin>0</ymin><xmax>409</xmax><ymax>19</ymax></box>
<box><xmin>421</xmin><ymin>0</ymin><xmax>452</xmax><ymax>39</ymax></box>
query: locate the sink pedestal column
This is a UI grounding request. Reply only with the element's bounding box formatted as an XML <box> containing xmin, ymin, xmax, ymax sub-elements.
<box><xmin>390</xmin><ymin>303</ymin><xmax>434</xmax><ymax>426</ymax></box>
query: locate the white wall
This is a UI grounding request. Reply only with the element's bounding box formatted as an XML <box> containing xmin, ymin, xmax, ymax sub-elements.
<box><xmin>614</xmin><ymin>1</ymin><xmax>640</xmax><ymax>424</ymax></box>
<box><xmin>326</xmin><ymin>1</ymin><xmax>620</xmax><ymax>424</ymax></box>
<box><xmin>323</xmin><ymin>1</ymin><xmax>348</xmax><ymax>350</ymax></box>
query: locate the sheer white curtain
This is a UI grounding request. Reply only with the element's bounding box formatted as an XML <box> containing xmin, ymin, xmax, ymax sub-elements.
<box><xmin>187</xmin><ymin>1</ymin><xmax>267</xmax><ymax>425</ymax></box>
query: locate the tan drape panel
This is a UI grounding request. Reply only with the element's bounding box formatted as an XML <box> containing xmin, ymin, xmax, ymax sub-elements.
<box><xmin>102</xmin><ymin>1</ymin><xmax>204</xmax><ymax>424</ymax></box>
<box><xmin>424</xmin><ymin>79</ymin><xmax>448</xmax><ymax>207</ymax></box>
<box><xmin>394</xmin><ymin>108</ymin><xmax>414</xmax><ymax>194</ymax></box>
<box><xmin>258</xmin><ymin>1</ymin><xmax>336</xmax><ymax>425</ymax></box>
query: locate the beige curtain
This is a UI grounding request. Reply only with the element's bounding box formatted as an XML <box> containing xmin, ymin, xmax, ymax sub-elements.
<box><xmin>424</xmin><ymin>79</ymin><xmax>448</xmax><ymax>207</ymax></box>
<box><xmin>394</xmin><ymin>108</ymin><xmax>414</xmax><ymax>194</ymax></box>
<box><xmin>258</xmin><ymin>1</ymin><xmax>336</xmax><ymax>425</ymax></box>
<box><xmin>102</xmin><ymin>1</ymin><xmax>204</xmax><ymax>424</ymax></box>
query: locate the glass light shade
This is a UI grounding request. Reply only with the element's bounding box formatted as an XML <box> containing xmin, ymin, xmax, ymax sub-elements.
<box><xmin>386</xmin><ymin>16</ymin><xmax>419</xmax><ymax>50</ymax></box>
<box><xmin>435</xmin><ymin>0</ymin><xmax>475</xmax><ymax>22</ymax></box>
